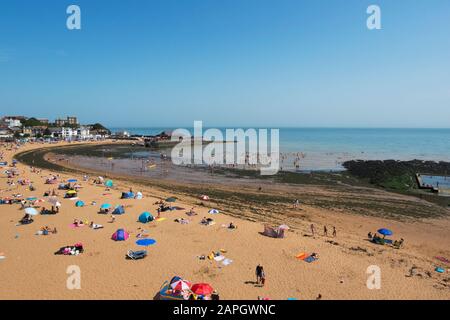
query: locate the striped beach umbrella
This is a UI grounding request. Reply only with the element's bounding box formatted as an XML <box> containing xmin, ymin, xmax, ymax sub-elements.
<box><xmin>170</xmin><ymin>280</ymin><xmax>192</xmax><ymax>291</ymax></box>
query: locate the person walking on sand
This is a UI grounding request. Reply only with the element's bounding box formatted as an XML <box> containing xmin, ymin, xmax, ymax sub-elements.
<box><xmin>332</xmin><ymin>226</ymin><xmax>337</xmax><ymax>237</ymax></box>
<box><xmin>310</xmin><ymin>224</ymin><xmax>315</xmax><ymax>236</ymax></box>
<box><xmin>255</xmin><ymin>264</ymin><xmax>262</xmax><ymax>284</ymax></box>
<box><xmin>260</xmin><ymin>267</ymin><xmax>266</xmax><ymax>287</ymax></box>
<box><xmin>324</xmin><ymin>225</ymin><xmax>328</xmax><ymax>236</ymax></box>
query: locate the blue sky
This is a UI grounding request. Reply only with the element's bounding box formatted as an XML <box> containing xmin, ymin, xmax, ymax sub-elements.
<box><xmin>0</xmin><ymin>0</ymin><xmax>449</xmax><ymax>128</ymax></box>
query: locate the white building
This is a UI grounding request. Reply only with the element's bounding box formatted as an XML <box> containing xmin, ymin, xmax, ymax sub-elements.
<box><xmin>3</xmin><ymin>118</ymin><xmax>22</xmax><ymax>128</ymax></box>
<box><xmin>61</xmin><ymin>126</ymin><xmax>91</xmax><ymax>140</ymax></box>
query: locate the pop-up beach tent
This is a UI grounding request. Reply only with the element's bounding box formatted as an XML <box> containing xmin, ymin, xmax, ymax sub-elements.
<box><xmin>138</xmin><ymin>211</ymin><xmax>154</xmax><ymax>223</ymax></box>
<box><xmin>75</xmin><ymin>200</ymin><xmax>85</xmax><ymax>207</ymax></box>
<box><xmin>112</xmin><ymin>205</ymin><xmax>125</xmax><ymax>215</ymax></box>
<box><xmin>121</xmin><ymin>192</ymin><xmax>135</xmax><ymax>199</ymax></box>
<box><xmin>112</xmin><ymin>229</ymin><xmax>129</xmax><ymax>241</ymax></box>
<box><xmin>262</xmin><ymin>224</ymin><xmax>289</xmax><ymax>238</ymax></box>
<box><xmin>105</xmin><ymin>180</ymin><xmax>114</xmax><ymax>188</ymax></box>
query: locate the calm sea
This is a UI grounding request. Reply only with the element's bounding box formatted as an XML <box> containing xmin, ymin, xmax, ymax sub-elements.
<box><xmin>110</xmin><ymin>127</ymin><xmax>450</xmax><ymax>170</ymax></box>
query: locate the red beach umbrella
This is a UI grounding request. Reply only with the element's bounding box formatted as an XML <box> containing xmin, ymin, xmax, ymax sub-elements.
<box><xmin>170</xmin><ymin>280</ymin><xmax>192</xmax><ymax>291</ymax></box>
<box><xmin>191</xmin><ymin>283</ymin><xmax>214</xmax><ymax>296</ymax></box>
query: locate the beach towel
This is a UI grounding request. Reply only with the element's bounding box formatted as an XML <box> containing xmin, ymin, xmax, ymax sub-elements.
<box><xmin>296</xmin><ymin>252</ymin><xmax>307</xmax><ymax>260</ymax></box>
<box><xmin>155</xmin><ymin>217</ymin><xmax>167</xmax><ymax>222</ymax></box>
<box><xmin>222</xmin><ymin>258</ymin><xmax>233</xmax><ymax>266</ymax></box>
<box><xmin>435</xmin><ymin>267</ymin><xmax>445</xmax><ymax>273</ymax></box>
<box><xmin>69</xmin><ymin>223</ymin><xmax>85</xmax><ymax>229</ymax></box>
<box><xmin>136</xmin><ymin>238</ymin><xmax>156</xmax><ymax>246</ymax></box>
<box><xmin>435</xmin><ymin>256</ymin><xmax>450</xmax><ymax>264</ymax></box>
<box><xmin>304</xmin><ymin>256</ymin><xmax>317</xmax><ymax>263</ymax></box>
<box><xmin>214</xmin><ymin>255</ymin><xmax>225</xmax><ymax>262</ymax></box>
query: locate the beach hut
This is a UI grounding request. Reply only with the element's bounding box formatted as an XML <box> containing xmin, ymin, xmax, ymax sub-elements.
<box><xmin>75</xmin><ymin>200</ymin><xmax>85</xmax><ymax>207</ymax></box>
<box><xmin>138</xmin><ymin>212</ymin><xmax>154</xmax><ymax>223</ymax></box>
<box><xmin>112</xmin><ymin>205</ymin><xmax>125</xmax><ymax>215</ymax></box>
<box><xmin>111</xmin><ymin>229</ymin><xmax>129</xmax><ymax>241</ymax></box>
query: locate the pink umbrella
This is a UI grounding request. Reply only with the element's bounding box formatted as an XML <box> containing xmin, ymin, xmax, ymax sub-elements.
<box><xmin>170</xmin><ymin>280</ymin><xmax>192</xmax><ymax>291</ymax></box>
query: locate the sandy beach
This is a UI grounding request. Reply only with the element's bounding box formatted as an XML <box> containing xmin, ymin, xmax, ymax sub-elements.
<box><xmin>1</xmin><ymin>141</ymin><xmax>449</xmax><ymax>300</ymax></box>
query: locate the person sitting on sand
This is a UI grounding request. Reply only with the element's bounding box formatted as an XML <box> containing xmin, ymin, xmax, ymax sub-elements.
<box><xmin>368</xmin><ymin>232</ymin><xmax>373</xmax><ymax>239</ymax></box>
<box><xmin>19</xmin><ymin>213</ymin><xmax>33</xmax><ymax>225</ymax></box>
<box><xmin>228</xmin><ymin>222</ymin><xmax>237</xmax><ymax>229</ymax></box>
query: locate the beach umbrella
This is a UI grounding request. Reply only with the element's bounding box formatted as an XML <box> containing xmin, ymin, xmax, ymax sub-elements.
<box><xmin>200</xmin><ymin>195</ymin><xmax>209</xmax><ymax>201</ymax></box>
<box><xmin>100</xmin><ymin>203</ymin><xmax>111</xmax><ymax>209</ymax></box>
<box><xmin>279</xmin><ymin>224</ymin><xmax>290</xmax><ymax>230</ymax></box>
<box><xmin>208</xmin><ymin>209</ymin><xmax>220</xmax><ymax>214</ymax></box>
<box><xmin>24</xmin><ymin>207</ymin><xmax>38</xmax><ymax>216</ymax></box>
<box><xmin>191</xmin><ymin>283</ymin><xmax>214</xmax><ymax>296</ymax></box>
<box><xmin>165</xmin><ymin>197</ymin><xmax>177</xmax><ymax>203</ymax></box>
<box><xmin>68</xmin><ymin>179</ymin><xmax>77</xmax><ymax>183</ymax></box>
<box><xmin>171</xmin><ymin>279</ymin><xmax>192</xmax><ymax>291</ymax></box>
<box><xmin>377</xmin><ymin>228</ymin><xmax>393</xmax><ymax>237</ymax></box>
<box><xmin>135</xmin><ymin>239</ymin><xmax>156</xmax><ymax>247</ymax></box>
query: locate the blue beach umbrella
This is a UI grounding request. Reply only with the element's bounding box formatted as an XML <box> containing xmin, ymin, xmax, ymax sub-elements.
<box><xmin>100</xmin><ymin>203</ymin><xmax>111</xmax><ymax>210</ymax></box>
<box><xmin>26</xmin><ymin>197</ymin><xmax>37</xmax><ymax>201</ymax></box>
<box><xmin>68</xmin><ymin>179</ymin><xmax>77</xmax><ymax>183</ymax></box>
<box><xmin>136</xmin><ymin>239</ymin><xmax>156</xmax><ymax>247</ymax></box>
<box><xmin>377</xmin><ymin>228</ymin><xmax>393</xmax><ymax>237</ymax></box>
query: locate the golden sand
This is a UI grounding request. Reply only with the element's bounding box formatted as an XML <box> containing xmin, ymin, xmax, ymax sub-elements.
<box><xmin>0</xmin><ymin>141</ymin><xmax>449</xmax><ymax>300</ymax></box>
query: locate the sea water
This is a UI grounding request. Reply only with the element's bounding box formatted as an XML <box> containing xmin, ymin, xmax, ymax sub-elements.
<box><xmin>110</xmin><ymin>127</ymin><xmax>450</xmax><ymax>171</ymax></box>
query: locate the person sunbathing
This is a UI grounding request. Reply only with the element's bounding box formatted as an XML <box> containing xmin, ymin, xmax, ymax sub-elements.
<box><xmin>89</xmin><ymin>222</ymin><xmax>103</xmax><ymax>229</ymax></box>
